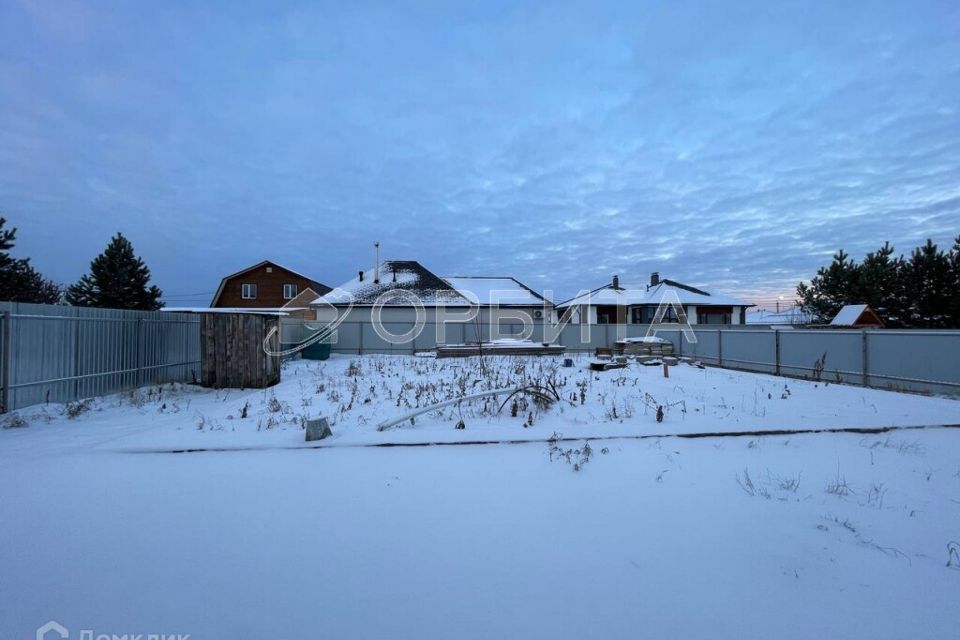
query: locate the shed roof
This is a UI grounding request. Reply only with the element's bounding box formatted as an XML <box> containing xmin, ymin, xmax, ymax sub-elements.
<box><xmin>830</xmin><ymin>304</ymin><xmax>883</xmax><ymax>326</ymax></box>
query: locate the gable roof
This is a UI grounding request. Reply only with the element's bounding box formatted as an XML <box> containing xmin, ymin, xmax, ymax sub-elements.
<box><xmin>210</xmin><ymin>260</ymin><xmax>331</xmax><ymax>306</ymax></box>
<box><xmin>556</xmin><ymin>278</ymin><xmax>750</xmax><ymax>309</ymax></box>
<box><xmin>830</xmin><ymin>304</ymin><xmax>884</xmax><ymax>326</ymax></box>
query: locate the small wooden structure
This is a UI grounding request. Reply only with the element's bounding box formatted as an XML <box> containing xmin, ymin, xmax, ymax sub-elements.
<box><xmin>614</xmin><ymin>338</ymin><xmax>675</xmax><ymax>357</ymax></box>
<box><xmin>200</xmin><ymin>311</ymin><xmax>281</xmax><ymax>388</ymax></box>
<box><xmin>829</xmin><ymin>304</ymin><xmax>884</xmax><ymax>328</ymax></box>
<box><xmin>436</xmin><ymin>342</ymin><xmax>566</xmax><ymax>358</ymax></box>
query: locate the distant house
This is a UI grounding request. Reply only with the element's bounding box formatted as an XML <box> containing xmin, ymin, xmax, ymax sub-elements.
<box><xmin>829</xmin><ymin>304</ymin><xmax>884</xmax><ymax>328</ymax></box>
<box><xmin>746</xmin><ymin>306</ymin><xmax>814</xmax><ymax>326</ymax></box>
<box><xmin>312</xmin><ymin>260</ymin><xmax>553</xmax><ymax>339</ymax></box>
<box><xmin>210</xmin><ymin>260</ymin><xmax>331</xmax><ymax>319</ymax></box>
<box><xmin>556</xmin><ymin>272</ymin><xmax>751</xmax><ymax>325</ymax></box>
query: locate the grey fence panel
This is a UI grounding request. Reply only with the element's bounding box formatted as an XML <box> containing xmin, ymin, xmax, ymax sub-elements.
<box><xmin>329</xmin><ymin>323</ymin><xmax>362</xmax><ymax>354</ymax></box>
<box><xmin>0</xmin><ymin>302</ymin><xmax>201</xmax><ymax>412</ymax></box>
<box><xmin>716</xmin><ymin>330</ymin><xmax>778</xmax><ymax>374</ymax></box>
<box><xmin>685</xmin><ymin>329</ymin><xmax>720</xmax><ymax>363</ymax></box>
<box><xmin>866</xmin><ymin>331</ymin><xmax>960</xmax><ymax>394</ymax></box>
<box><xmin>779</xmin><ymin>330</ymin><xmax>865</xmax><ymax>385</ymax></box>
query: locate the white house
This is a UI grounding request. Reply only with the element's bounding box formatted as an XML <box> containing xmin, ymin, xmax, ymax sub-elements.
<box><xmin>556</xmin><ymin>272</ymin><xmax>751</xmax><ymax>325</ymax></box>
<box><xmin>311</xmin><ymin>260</ymin><xmax>553</xmax><ymax>345</ymax></box>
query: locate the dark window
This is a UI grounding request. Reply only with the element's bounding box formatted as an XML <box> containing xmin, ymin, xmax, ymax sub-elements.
<box><xmin>283</xmin><ymin>283</ymin><xmax>298</xmax><ymax>300</ymax></box>
<box><xmin>241</xmin><ymin>283</ymin><xmax>258</xmax><ymax>299</ymax></box>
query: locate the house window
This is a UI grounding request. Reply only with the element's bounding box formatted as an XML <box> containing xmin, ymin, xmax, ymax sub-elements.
<box><xmin>241</xmin><ymin>283</ymin><xmax>257</xmax><ymax>299</ymax></box>
<box><xmin>631</xmin><ymin>307</ymin><xmax>644</xmax><ymax>324</ymax></box>
<box><xmin>643</xmin><ymin>306</ymin><xmax>678</xmax><ymax>323</ymax></box>
<box><xmin>698</xmin><ymin>306</ymin><xmax>733</xmax><ymax>325</ymax></box>
<box><xmin>283</xmin><ymin>283</ymin><xmax>298</xmax><ymax>300</ymax></box>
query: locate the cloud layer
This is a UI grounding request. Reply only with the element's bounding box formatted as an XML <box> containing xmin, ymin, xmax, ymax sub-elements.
<box><xmin>1</xmin><ymin>0</ymin><xmax>958</xmax><ymax>305</ymax></box>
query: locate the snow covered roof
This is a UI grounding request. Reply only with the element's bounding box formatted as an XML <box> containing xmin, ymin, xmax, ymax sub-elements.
<box><xmin>556</xmin><ymin>279</ymin><xmax>750</xmax><ymax>309</ymax></box>
<box><xmin>314</xmin><ymin>263</ymin><xmax>553</xmax><ymax>307</ymax></box>
<box><xmin>315</xmin><ymin>261</ymin><xmax>468</xmax><ymax>306</ymax></box>
<box><xmin>830</xmin><ymin>304</ymin><xmax>867</xmax><ymax>325</ymax></box>
<box><xmin>443</xmin><ymin>276</ymin><xmax>551</xmax><ymax>306</ymax></box>
<box><xmin>829</xmin><ymin>304</ymin><xmax>884</xmax><ymax>327</ymax></box>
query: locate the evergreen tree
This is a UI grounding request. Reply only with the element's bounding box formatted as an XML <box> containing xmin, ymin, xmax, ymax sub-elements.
<box><xmin>950</xmin><ymin>236</ymin><xmax>960</xmax><ymax>326</ymax></box>
<box><xmin>902</xmin><ymin>239</ymin><xmax>952</xmax><ymax>328</ymax></box>
<box><xmin>796</xmin><ymin>249</ymin><xmax>861</xmax><ymax>323</ymax></box>
<box><xmin>66</xmin><ymin>233</ymin><xmax>163</xmax><ymax>310</ymax></box>
<box><xmin>858</xmin><ymin>242</ymin><xmax>905</xmax><ymax>326</ymax></box>
<box><xmin>0</xmin><ymin>217</ymin><xmax>62</xmax><ymax>304</ymax></box>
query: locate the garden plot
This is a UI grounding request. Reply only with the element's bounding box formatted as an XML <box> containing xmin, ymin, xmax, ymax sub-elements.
<box><xmin>2</xmin><ymin>354</ymin><xmax>958</xmax><ymax>453</ymax></box>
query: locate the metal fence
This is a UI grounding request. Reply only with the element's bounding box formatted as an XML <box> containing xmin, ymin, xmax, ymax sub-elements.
<box><xmin>0</xmin><ymin>302</ymin><xmax>201</xmax><ymax>412</ymax></box>
<box><xmin>297</xmin><ymin>320</ymin><xmax>960</xmax><ymax>396</ymax></box>
<box><xmin>5</xmin><ymin>305</ymin><xmax>957</xmax><ymax>412</ymax></box>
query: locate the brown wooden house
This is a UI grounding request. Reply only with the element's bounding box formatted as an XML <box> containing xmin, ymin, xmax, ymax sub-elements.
<box><xmin>210</xmin><ymin>261</ymin><xmax>331</xmax><ymax>317</ymax></box>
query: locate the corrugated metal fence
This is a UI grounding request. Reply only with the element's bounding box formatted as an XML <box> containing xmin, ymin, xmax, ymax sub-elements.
<box><xmin>4</xmin><ymin>306</ymin><xmax>958</xmax><ymax>411</ymax></box>
<box><xmin>0</xmin><ymin>302</ymin><xmax>201</xmax><ymax>412</ymax></box>
<box><xmin>302</xmin><ymin>320</ymin><xmax>960</xmax><ymax>396</ymax></box>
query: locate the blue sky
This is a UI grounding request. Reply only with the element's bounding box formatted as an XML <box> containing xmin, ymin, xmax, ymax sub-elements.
<box><xmin>1</xmin><ymin>0</ymin><xmax>958</xmax><ymax>306</ymax></box>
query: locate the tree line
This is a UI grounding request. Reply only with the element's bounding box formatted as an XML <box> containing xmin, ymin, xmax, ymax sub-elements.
<box><xmin>796</xmin><ymin>236</ymin><xmax>960</xmax><ymax>328</ymax></box>
<box><xmin>0</xmin><ymin>216</ymin><xmax>163</xmax><ymax>310</ymax></box>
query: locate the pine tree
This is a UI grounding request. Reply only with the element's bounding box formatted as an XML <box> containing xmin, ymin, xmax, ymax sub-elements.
<box><xmin>0</xmin><ymin>217</ymin><xmax>62</xmax><ymax>304</ymax></box>
<box><xmin>902</xmin><ymin>239</ymin><xmax>952</xmax><ymax>328</ymax></box>
<box><xmin>950</xmin><ymin>236</ymin><xmax>960</xmax><ymax>327</ymax></box>
<box><xmin>66</xmin><ymin>233</ymin><xmax>163</xmax><ymax>310</ymax></box>
<box><xmin>796</xmin><ymin>249</ymin><xmax>861</xmax><ymax>322</ymax></box>
<box><xmin>858</xmin><ymin>242</ymin><xmax>905</xmax><ymax>326</ymax></box>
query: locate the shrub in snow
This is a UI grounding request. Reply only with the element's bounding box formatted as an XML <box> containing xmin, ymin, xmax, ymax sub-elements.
<box><xmin>948</xmin><ymin>542</ymin><xmax>960</xmax><ymax>569</ymax></box>
<box><xmin>2</xmin><ymin>413</ymin><xmax>28</xmax><ymax>429</ymax></box>
<box><xmin>267</xmin><ymin>395</ymin><xmax>283</xmax><ymax>413</ymax></box>
<box><xmin>825</xmin><ymin>467</ymin><xmax>851</xmax><ymax>497</ymax></box>
<box><xmin>65</xmin><ymin>399</ymin><xmax>92</xmax><ymax>419</ymax></box>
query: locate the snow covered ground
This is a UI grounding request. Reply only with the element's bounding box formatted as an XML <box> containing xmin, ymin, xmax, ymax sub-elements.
<box><xmin>1</xmin><ymin>355</ymin><xmax>959</xmax><ymax>639</ymax></box>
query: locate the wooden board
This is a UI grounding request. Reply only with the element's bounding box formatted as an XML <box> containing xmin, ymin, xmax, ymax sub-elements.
<box><xmin>201</xmin><ymin>313</ymin><xmax>280</xmax><ymax>388</ymax></box>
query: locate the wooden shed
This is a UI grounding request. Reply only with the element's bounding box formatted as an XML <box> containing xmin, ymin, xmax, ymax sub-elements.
<box><xmin>200</xmin><ymin>311</ymin><xmax>281</xmax><ymax>388</ymax></box>
<box><xmin>829</xmin><ymin>304</ymin><xmax>885</xmax><ymax>328</ymax></box>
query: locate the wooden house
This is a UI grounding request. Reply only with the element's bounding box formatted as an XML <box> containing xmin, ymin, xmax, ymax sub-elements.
<box><xmin>210</xmin><ymin>260</ymin><xmax>331</xmax><ymax>319</ymax></box>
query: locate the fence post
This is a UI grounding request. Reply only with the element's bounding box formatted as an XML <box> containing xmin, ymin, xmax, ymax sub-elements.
<box><xmin>136</xmin><ymin>317</ymin><xmax>144</xmax><ymax>388</ymax></box>
<box><xmin>73</xmin><ymin>314</ymin><xmax>81</xmax><ymax>400</ymax></box>
<box><xmin>717</xmin><ymin>329</ymin><xmax>723</xmax><ymax>366</ymax></box>
<box><xmin>775</xmin><ymin>329</ymin><xmax>781</xmax><ymax>376</ymax></box>
<box><xmin>1</xmin><ymin>311</ymin><xmax>9</xmax><ymax>413</ymax></box>
<box><xmin>862</xmin><ymin>330</ymin><xmax>869</xmax><ymax>388</ymax></box>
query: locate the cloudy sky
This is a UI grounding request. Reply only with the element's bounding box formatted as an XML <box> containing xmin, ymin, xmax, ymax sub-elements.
<box><xmin>1</xmin><ymin>0</ymin><xmax>958</xmax><ymax>307</ymax></box>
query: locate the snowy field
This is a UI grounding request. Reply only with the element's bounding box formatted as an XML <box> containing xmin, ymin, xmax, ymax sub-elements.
<box><xmin>2</xmin><ymin>355</ymin><xmax>959</xmax><ymax>639</ymax></box>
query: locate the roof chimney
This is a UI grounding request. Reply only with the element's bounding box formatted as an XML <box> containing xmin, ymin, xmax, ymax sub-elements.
<box><xmin>373</xmin><ymin>241</ymin><xmax>381</xmax><ymax>284</ymax></box>
<box><xmin>358</xmin><ymin>270</ymin><xmax>364</xmax><ymax>282</ymax></box>
<box><xmin>650</xmin><ymin>272</ymin><xmax>660</xmax><ymax>287</ymax></box>
<box><xmin>612</xmin><ymin>275</ymin><xmax>620</xmax><ymax>289</ymax></box>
